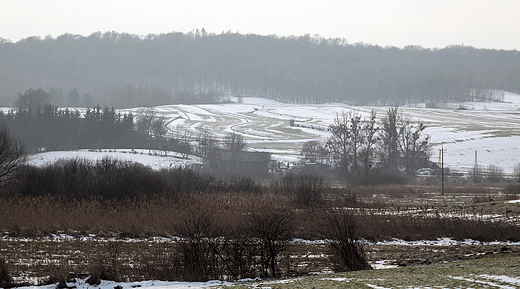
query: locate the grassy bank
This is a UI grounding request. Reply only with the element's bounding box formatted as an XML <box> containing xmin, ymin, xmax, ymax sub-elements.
<box><xmin>222</xmin><ymin>251</ymin><xmax>520</xmax><ymax>288</ymax></box>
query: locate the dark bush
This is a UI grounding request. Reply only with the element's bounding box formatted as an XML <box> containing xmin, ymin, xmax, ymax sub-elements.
<box><xmin>0</xmin><ymin>257</ymin><xmax>12</xmax><ymax>287</ymax></box>
<box><xmin>12</xmin><ymin>158</ymin><xmax>219</xmax><ymax>200</ymax></box>
<box><xmin>173</xmin><ymin>201</ymin><xmax>222</xmax><ymax>281</ymax></box>
<box><xmin>212</xmin><ymin>176</ymin><xmax>263</xmax><ymax>194</ymax></box>
<box><xmin>247</xmin><ymin>202</ymin><xmax>296</xmax><ymax>278</ymax></box>
<box><xmin>159</xmin><ymin>167</ymin><xmax>215</xmax><ymax>196</ymax></box>
<box><xmin>318</xmin><ymin>209</ymin><xmax>372</xmax><ymax>272</ymax></box>
<box><xmin>275</xmin><ymin>173</ymin><xmax>327</xmax><ymax>207</ymax></box>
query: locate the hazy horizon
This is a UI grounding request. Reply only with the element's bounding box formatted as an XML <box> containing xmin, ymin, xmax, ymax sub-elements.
<box><xmin>1</xmin><ymin>0</ymin><xmax>520</xmax><ymax>50</ymax></box>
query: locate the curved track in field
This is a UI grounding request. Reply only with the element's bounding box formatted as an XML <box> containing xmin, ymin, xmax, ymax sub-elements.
<box><xmin>148</xmin><ymin>96</ymin><xmax>520</xmax><ymax>171</ymax></box>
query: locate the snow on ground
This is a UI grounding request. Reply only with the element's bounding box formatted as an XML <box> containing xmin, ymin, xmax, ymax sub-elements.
<box><xmin>25</xmin><ymin>149</ymin><xmax>202</xmax><ymax>170</ymax></box>
<box><xmin>17</xmin><ymin>278</ymin><xmax>226</xmax><ymax>289</ymax></box>
<box><xmin>154</xmin><ymin>92</ymin><xmax>520</xmax><ymax>173</ymax></box>
<box><xmin>373</xmin><ymin>237</ymin><xmax>520</xmax><ymax>246</ymax></box>
<box><xmin>20</xmin><ymin>92</ymin><xmax>520</xmax><ymax>173</ymax></box>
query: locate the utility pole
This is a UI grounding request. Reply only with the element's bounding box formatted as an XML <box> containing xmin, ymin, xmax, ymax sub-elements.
<box><xmin>440</xmin><ymin>143</ymin><xmax>445</xmax><ymax>195</ymax></box>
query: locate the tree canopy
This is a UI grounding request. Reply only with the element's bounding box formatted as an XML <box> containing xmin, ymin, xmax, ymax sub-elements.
<box><xmin>0</xmin><ymin>31</ymin><xmax>519</xmax><ymax>108</ymax></box>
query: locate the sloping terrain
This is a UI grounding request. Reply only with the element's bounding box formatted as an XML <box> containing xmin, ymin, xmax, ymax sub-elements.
<box><xmin>150</xmin><ymin>92</ymin><xmax>520</xmax><ymax>173</ymax></box>
<box><xmin>23</xmin><ymin>92</ymin><xmax>520</xmax><ymax>173</ymax></box>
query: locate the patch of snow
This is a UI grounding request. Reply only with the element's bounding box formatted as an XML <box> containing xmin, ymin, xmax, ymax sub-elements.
<box><xmin>370</xmin><ymin>260</ymin><xmax>399</xmax><ymax>270</ymax></box>
<box><xmin>449</xmin><ymin>275</ymin><xmax>518</xmax><ymax>289</ymax></box>
<box><xmin>481</xmin><ymin>275</ymin><xmax>520</xmax><ymax>286</ymax></box>
<box><xmin>324</xmin><ymin>277</ymin><xmax>350</xmax><ymax>281</ymax></box>
<box><xmin>24</xmin><ymin>149</ymin><xmax>203</xmax><ymax>170</ymax></box>
<box><xmin>17</xmin><ymin>278</ymin><xmax>227</xmax><ymax>289</ymax></box>
<box><xmin>365</xmin><ymin>284</ymin><xmax>392</xmax><ymax>289</ymax></box>
<box><xmin>373</xmin><ymin>238</ymin><xmax>520</xmax><ymax>246</ymax></box>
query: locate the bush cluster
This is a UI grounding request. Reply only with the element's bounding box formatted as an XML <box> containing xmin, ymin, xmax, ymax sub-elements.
<box><xmin>2</xmin><ymin>159</ymin><xmax>520</xmax><ymax>283</ymax></box>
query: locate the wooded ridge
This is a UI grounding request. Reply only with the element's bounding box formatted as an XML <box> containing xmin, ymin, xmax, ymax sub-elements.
<box><xmin>1</xmin><ymin>31</ymin><xmax>518</xmax><ymax>108</ymax></box>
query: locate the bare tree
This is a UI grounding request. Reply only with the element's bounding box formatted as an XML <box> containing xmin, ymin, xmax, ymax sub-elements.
<box><xmin>15</xmin><ymin>88</ymin><xmax>51</xmax><ymax>114</ymax></box>
<box><xmin>486</xmin><ymin>164</ymin><xmax>504</xmax><ymax>183</ymax></box>
<box><xmin>196</xmin><ymin>127</ymin><xmax>219</xmax><ymax>159</ymax></box>
<box><xmin>222</xmin><ymin>132</ymin><xmax>247</xmax><ymax>161</ymax></box>
<box><xmin>396</xmin><ymin>114</ymin><xmax>431</xmax><ymax>175</ymax></box>
<box><xmin>514</xmin><ymin>163</ymin><xmax>520</xmax><ymax>183</ymax></box>
<box><xmin>300</xmin><ymin>140</ymin><xmax>327</xmax><ymax>163</ymax></box>
<box><xmin>381</xmin><ymin>107</ymin><xmax>400</xmax><ymax>170</ymax></box>
<box><xmin>136</xmin><ymin>107</ymin><xmax>168</xmax><ymax>143</ymax></box>
<box><xmin>247</xmin><ymin>203</ymin><xmax>295</xmax><ymax>278</ymax></box>
<box><xmin>223</xmin><ymin>132</ymin><xmax>246</xmax><ymax>152</ymax></box>
<box><xmin>326</xmin><ymin>111</ymin><xmax>383</xmax><ymax>183</ymax></box>
<box><xmin>0</xmin><ymin>125</ymin><xmax>26</xmax><ymax>188</ymax></box>
<box><xmin>319</xmin><ymin>209</ymin><xmax>371</xmax><ymax>272</ymax></box>
<box><xmin>168</xmin><ymin>125</ymin><xmax>193</xmax><ymax>158</ymax></box>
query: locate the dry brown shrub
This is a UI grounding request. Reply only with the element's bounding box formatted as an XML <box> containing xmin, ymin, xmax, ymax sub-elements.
<box><xmin>0</xmin><ymin>257</ymin><xmax>12</xmax><ymax>287</ymax></box>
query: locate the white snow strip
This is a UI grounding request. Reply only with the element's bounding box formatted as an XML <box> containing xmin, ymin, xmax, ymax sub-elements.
<box><xmin>17</xmin><ymin>278</ymin><xmax>227</xmax><ymax>289</ymax></box>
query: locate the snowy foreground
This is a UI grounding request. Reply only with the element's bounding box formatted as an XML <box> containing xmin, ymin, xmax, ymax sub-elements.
<box><xmin>10</xmin><ymin>237</ymin><xmax>520</xmax><ymax>288</ymax></box>
<box><xmin>15</xmin><ymin>270</ymin><xmax>520</xmax><ymax>289</ymax></box>
<box><xmin>17</xmin><ymin>279</ymin><xmax>227</xmax><ymax>289</ymax></box>
<box><xmin>25</xmin><ymin>92</ymin><xmax>520</xmax><ymax>174</ymax></box>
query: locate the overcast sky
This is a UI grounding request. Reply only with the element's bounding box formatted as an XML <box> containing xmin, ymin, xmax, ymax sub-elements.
<box><xmin>1</xmin><ymin>0</ymin><xmax>519</xmax><ymax>50</ymax></box>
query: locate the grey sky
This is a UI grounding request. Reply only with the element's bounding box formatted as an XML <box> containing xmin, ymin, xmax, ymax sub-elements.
<box><xmin>1</xmin><ymin>0</ymin><xmax>519</xmax><ymax>49</ymax></box>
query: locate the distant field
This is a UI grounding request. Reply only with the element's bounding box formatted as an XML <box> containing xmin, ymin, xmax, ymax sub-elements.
<box><xmin>136</xmin><ymin>92</ymin><xmax>520</xmax><ymax>174</ymax></box>
<box><xmin>20</xmin><ymin>92</ymin><xmax>520</xmax><ymax>174</ymax></box>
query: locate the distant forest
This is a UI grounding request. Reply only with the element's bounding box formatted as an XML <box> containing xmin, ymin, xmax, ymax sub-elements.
<box><xmin>1</xmin><ymin>30</ymin><xmax>519</xmax><ymax>108</ymax></box>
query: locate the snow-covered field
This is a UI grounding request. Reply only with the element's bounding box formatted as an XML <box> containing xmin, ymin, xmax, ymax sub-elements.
<box><xmin>25</xmin><ymin>149</ymin><xmax>202</xmax><ymax>170</ymax></box>
<box><xmin>25</xmin><ymin>92</ymin><xmax>520</xmax><ymax>174</ymax></box>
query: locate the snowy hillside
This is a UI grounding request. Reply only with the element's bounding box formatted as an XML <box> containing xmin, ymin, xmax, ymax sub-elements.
<box><xmin>25</xmin><ymin>92</ymin><xmax>520</xmax><ymax>174</ymax></box>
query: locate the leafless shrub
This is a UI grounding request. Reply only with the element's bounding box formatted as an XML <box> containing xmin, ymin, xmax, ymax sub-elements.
<box><xmin>87</xmin><ymin>242</ymin><xmax>122</xmax><ymax>284</ymax></box>
<box><xmin>274</xmin><ymin>173</ymin><xmax>326</xmax><ymax>207</ymax></box>
<box><xmin>0</xmin><ymin>124</ymin><xmax>26</xmax><ymax>191</ymax></box>
<box><xmin>318</xmin><ymin>209</ymin><xmax>372</xmax><ymax>272</ymax></box>
<box><xmin>247</xmin><ymin>202</ymin><xmax>296</xmax><ymax>278</ymax></box>
<box><xmin>486</xmin><ymin>164</ymin><xmax>505</xmax><ymax>183</ymax></box>
<box><xmin>212</xmin><ymin>176</ymin><xmax>263</xmax><ymax>194</ymax></box>
<box><xmin>174</xmin><ymin>200</ymin><xmax>223</xmax><ymax>281</ymax></box>
<box><xmin>41</xmin><ymin>261</ymin><xmax>73</xmax><ymax>286</ymax></box>
<box><xmin>0</xmin><ymin>257</ymin><xmax>12</xmax><ymax>287</ymax></box>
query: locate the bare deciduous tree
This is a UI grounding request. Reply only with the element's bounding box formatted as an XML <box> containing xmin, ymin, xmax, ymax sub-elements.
<box><xmin>223</xmin><ymin>132</ymin><xmax>246</xmax><ymax>152</ymax></box>
<box><xmin>396</xmin><ymin>116</ymin><xmax>431</xmax><ymax>175</ymax></box>
<box><xmin>247</xmin><ymin>204</ymin><xmax>295</xmax><ymax>278</ymax></box>
<box><xmin>326</xmin><ymin>111</ymin><xmax>383</xmax><ymax>183</ymax></box>
<box><xmin>0</xmin><ymin>125</ymin><xmax>26</xmax><ymax>188</ymax></box>
<box><xmin>513</xmin><ymin>163</ymin><xmax>520</xmax><ymax>183</ymax></box>
<box><xmin>300</xmin><ymin>140</ymin><xmax>327</xmax><ymax>163</ymax></box>
<box><xmin>319</xmin><ymin>209</ymin><xmax>371</xmax><ymax>272</ymax></box>
<box><xmin>196</xmin><ymin>127</ymin><xmax>219</xmax><ymax>159</ymax></box>
<box><xmin>486</xmin><ymin>164</ymin><xmax>504</xmax><ymax>183</ymax></box>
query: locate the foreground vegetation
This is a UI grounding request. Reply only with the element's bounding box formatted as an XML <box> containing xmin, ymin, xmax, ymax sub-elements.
<box><xmin>1</xmin><ymin>159</ymin><xmax>520</xmax><ymax>285</ymax></box>
<box><xmin>0</xmin><ymin>118</ymin><xmax>518</xmax><ymax>285</ymax></box>
<box><xmin>222</xmin><ymin>251</ymin><xmax>520</xmax><ymax>288</ymax></box>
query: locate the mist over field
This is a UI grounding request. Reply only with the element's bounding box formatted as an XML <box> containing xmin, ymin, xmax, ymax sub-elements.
<box><xmin>2</xmin><ymin>29</ymin><xmax>520</xmax><ymax>289</ymax></box>
<box><xmin>1</xmin><ymin>32</ymin><xmax>519</xmax><ymax>108</ymax></box>
<box><xmin>24</xmin><ymin>91</ymin><xmax>520</xmax><ymax>175</ymax></box>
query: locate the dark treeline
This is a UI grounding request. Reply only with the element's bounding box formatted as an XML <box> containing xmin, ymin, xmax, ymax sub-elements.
<box><xmin>0</xmin><ymin>105</ymin><xmax>137</xmax><ymax>150</ymax></box>
<box><xmin>0</xmin><ymin>89</ymin><xmax>164</xmax><ymax>150</ymax></box>
<box><xmin>1</xmin><ymin>30</ymin><xmax>518</xmax><ymax>107</ymax></box>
